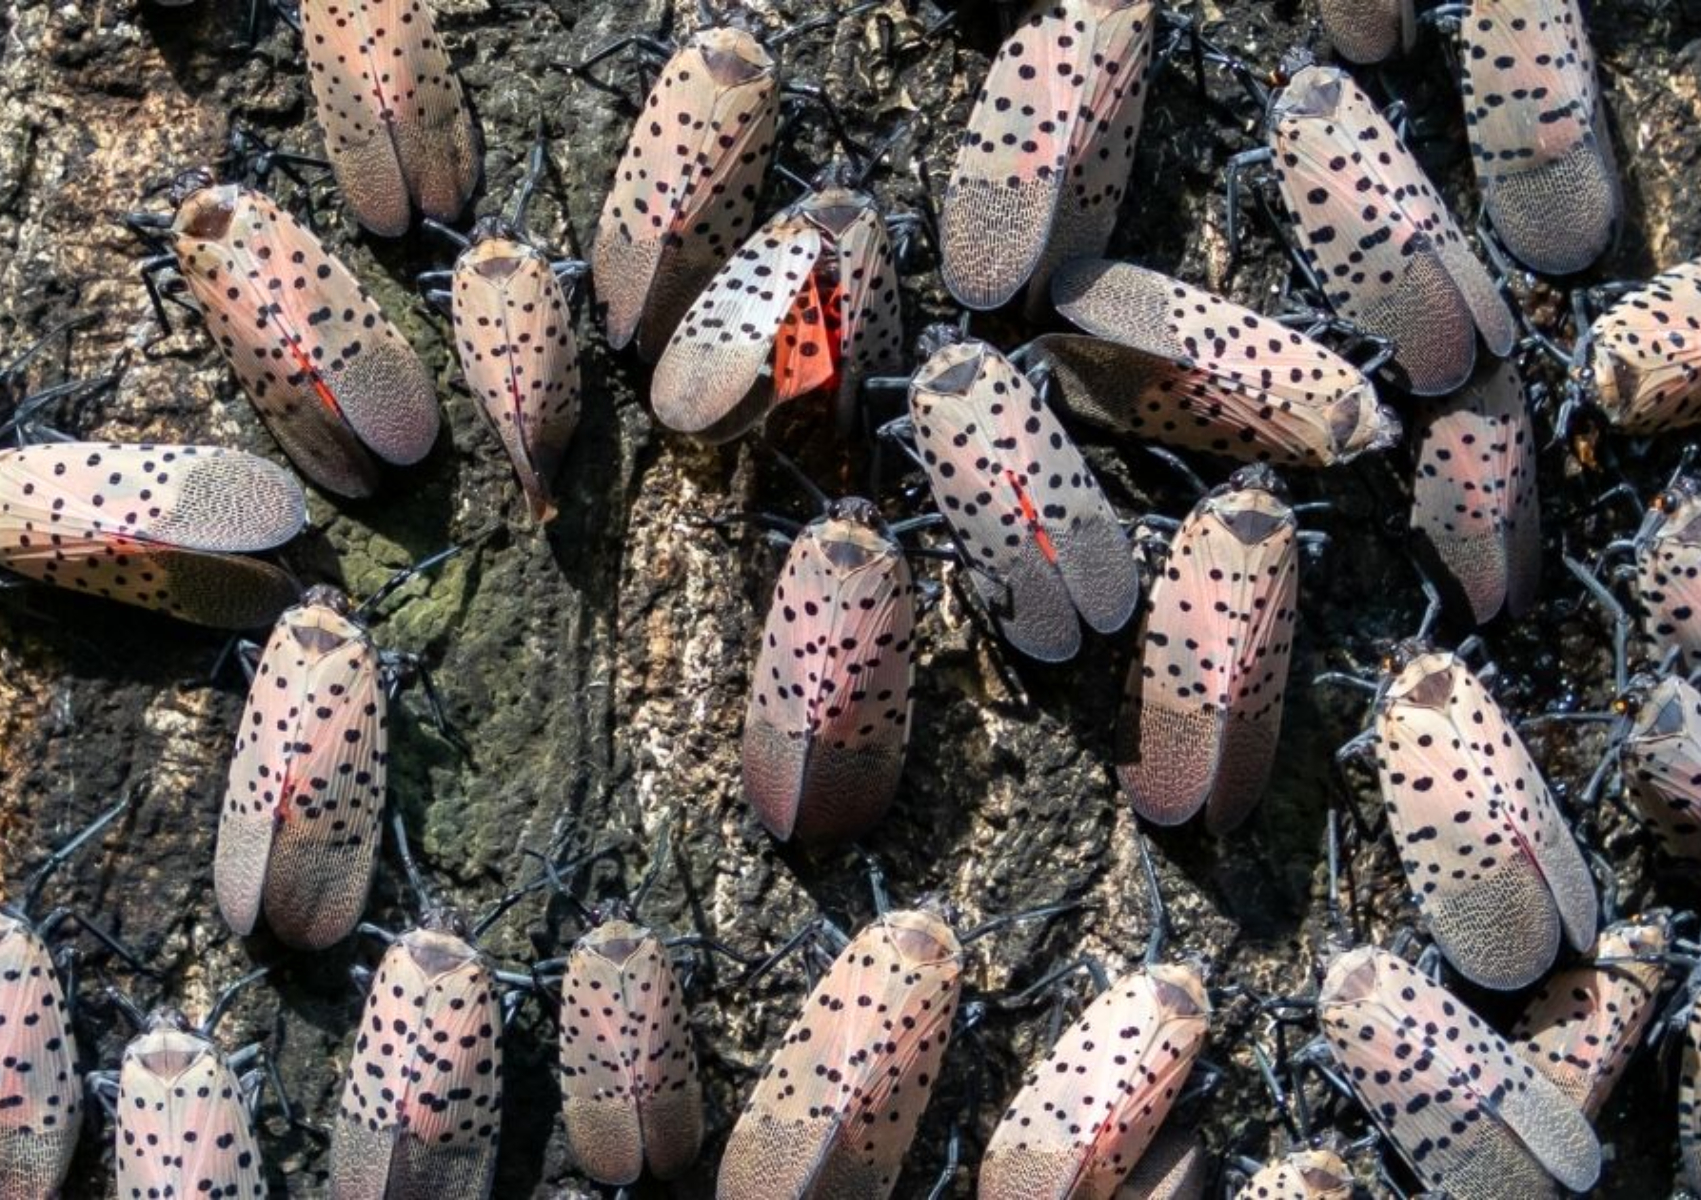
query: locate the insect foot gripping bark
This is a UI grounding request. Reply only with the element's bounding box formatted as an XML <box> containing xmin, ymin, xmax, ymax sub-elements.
<box><xmin>592</xmin><ymin>22</ymin><xmax>778</xmax><ymax>362</ymax></box>
<box><xmin>1117</xmin><ymin>464</ymin><xmax>1300</xmax><ymax>835</ymax></box>
<box><xmin>902</xmin><ymin>329</ymin><xmax>1139</xmax><ymax>663</ymax></box>
<box><xmin>741</xmin><ymin>495</ymin><xmax>917</xmax><ymax>846</ymax></box>
<box><xmin>0</xmin><ymin>441</ymin><xmax>306</xmax><ymax>628</ymax></box>
<box><xmin>137</xmin><ymin>169</ymin><xmax>441</xmax><ymax>498</ymax></box>
<box><xmin>299</xmin><ymin>0</ymin><xmax>480</xmax><ymax>237</ymax></box>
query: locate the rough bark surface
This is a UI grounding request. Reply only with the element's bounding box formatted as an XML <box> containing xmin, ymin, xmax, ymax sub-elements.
<box><xmin>1</xmin><ymin>0</ymin><xmax>1699</xmax><ymax>1196</ymax></box>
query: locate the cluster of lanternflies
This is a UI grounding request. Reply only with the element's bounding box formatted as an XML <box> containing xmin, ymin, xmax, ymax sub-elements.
<box><xmin>3</xmin><ymin>0</ymin><xmax>1701</xmax><ymax>1195</ymax></box>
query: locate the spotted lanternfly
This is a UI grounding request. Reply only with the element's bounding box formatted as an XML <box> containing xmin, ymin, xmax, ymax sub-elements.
<box><xmin>593</xmin><ymin>24</ymin><xmax>779</xmax><ymax>362</ymax></box>
<box><xmin>1116</xmin><ymin>1125</ymin><xmax>1207</xmax><ymax>1199</ymax></box>
<box><xmin>1318</xmin><ymin>946</ymin><xmax>1602</xmax><ymax>1198</ymax></box>
<box><xmin>906</xmin><ymin>332</ymin><xmax>1139</xmax><ymax>662</ymax></box>
<box><xmin>940</xmin><ymin>0</ymin><xmax>1158</xmax><ymax>313</ymax></box>
<box><xmin>331</xmin><ymin>917</ymin><xmax>504</xmax><ymax>1198</ymax></box>
<box><xmin>1457</xmin><ymin>0</ymin><xmax>1619</xmax><ymax>275</ymax></box>
<box><xmin>0</xmin><ymin>802</ymin><xmax>127</xmax><ymax>1200</ymax></box>
<box><xmin>741</xmin><ymin>496</ymin><xmax>916</xmax><ymax>845</ymax></box>
<box><xmin>1355</xmin><ymin>644</ymin><xmax>1597</xmax><ymax>989</ymax></box>
<box><xmin>215</xmin><ymin>585</ymin><xmax>388</xmax><ymax>951</ymax></box>
<box><xmin>1629</xmin><ymin>472</ymin><xmax>1701</xmax><ymax>667</ymax></box>
<box><xmin>556</xmin><ymin>913</ymin><xmax>703</xmax><ymax>1185</ymax></box>
<box><xmin>0</xmin><ymin>441</ymin><xmax>305</xmax><ymax>628</ymax></box>
<box><xmin>1234</xmin><ymin>1146</ymin><xmax>1353</xmax><ymax>1200</ymax></box>
<box><xmin>0</xmin><ymin>913</ymin><xmax>80</xmax><ymax>1200</ymax></box>
<box><xmin>1679</xmin><ymin>982</ymin><xmax>1701</xmax><ymax>1193</ymax></box>
<box><xmin>1410</xmin><ymin>356</ymin><xmax>1541</xmax><ymax>624</ymax></box>
<box><xmin>1027</xmin><ymin>257</ymin><xmax>1401</xmax><ymax>469</ymax></box>
<box><xmin>443</xmin><ymin>211</ymin><xmax>581</xmax><ymax>524</ymax></box>
<box><xmin>299</xmin><ymin>0</ymin><xmax>480</xmax><ymax>236</ymax></box>
<box><xmin>1579</xmin><ymin>258</ymin><xmax>1701</xmax><ymax>434</ymax></box>
<box><xmin>154</xmin><ymin>168</ymin><xmax>441</xmax><ymax>498</ymax></box>
<box><xmin>1318</xmin><ymin>0</ymin><xmax>1414</xmax><ymax>64</ymax></box>
<box><xmin>1117</xmin><ymin>464</ymin><xmax>1298</xmax><ymax>834</ymax></box>
<box><xmin>979</xmin><ymin>962</ymin><xmax>1211</xmax><ymax>1199</ymax></box>
<box><xmin>1614</xmin><ymin>671</ymin><xmax>1701</xmax><ymax>861</ymax></box>
<box><xmin>1261</xmin><ymin>64</ymin><xmax>1517</xmax><ymax>395</ymax></box>
<box><xmin>109</xmin><ymin>1008</ymin><xmax>268</xmax><ymax>1200</ymax></box>
<box><xmin>1511</xmin><ymin>912</ymin><xmax>1668</xmax><ymax>1117</ymax></box>
<box><xmin>651</xmin><ymin>167</ymin><xmax>904</xmax><ymax>441</ymax></box>
<box><xmin>717</xmin><ymin>907</ymin><xmax>963</xmax><ymax>1200</ymax></box>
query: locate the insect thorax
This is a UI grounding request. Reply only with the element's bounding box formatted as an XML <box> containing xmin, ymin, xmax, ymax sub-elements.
<box><xmin>692</xmin><ymin>26</ymin><xmax>773</xmax><ymax>85</ymax></box>
<box><xmin>171</xmin><ymin>180</ymin><xmax>239</xmax><ymax>240</ymax></box>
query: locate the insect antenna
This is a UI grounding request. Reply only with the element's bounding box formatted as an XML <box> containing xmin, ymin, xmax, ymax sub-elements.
<box><xmin>14</xmin><ymin>794</ymin><xmax>132</xmax><ymax>921</ymax></box>
<box><xmin>352</xmin><ymin>524</ymin><xmax>498</xmax><ymax>624</ymax></box>
<box><xmin>202</xmin><ymin>966</ymin><xmax>271</xmax><ymax>1038</ymax></box>
<box><xmin>766</xmin><ymin>447</ymin><xmax>832</xmax><ymax>516</ymax></box>
<box><xmin>1134</xmin><ymin>826</ymin><xmax>1168</xmax><ymax>966</ymax></box>
<box><xmin>388</xmin><ymin>809</ymin><xmax>437</xmax><ymax>918</ymax></box>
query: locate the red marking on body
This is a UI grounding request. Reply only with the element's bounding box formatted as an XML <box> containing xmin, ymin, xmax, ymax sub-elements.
<box><xmin>283</xmin><ymin>336</ymin><xmax>343</xmax><ymax>418</ymax></box>
<box><xmin>1502</xmin><ymin>805</ymin><xmax>1549</xmax><ymax>888</ymax></box>
<box><xmin>499</xmin><ymin>310</ymin><xmax>528</xmax><ymax>423</ymax></box>
<box><xmin>1006</xmin><ymin>470</ymin><xmax>1058</xmax><ymax>564</ymax></box>
<box><xmin>274</xmin><ymin>774</ymin><xmax>297</xmax><ymax>826</ymax></box>
<box><xmin>775</xmin><ymin>271</ymin><xmax>839</xmax><ymax>403</ymax></box>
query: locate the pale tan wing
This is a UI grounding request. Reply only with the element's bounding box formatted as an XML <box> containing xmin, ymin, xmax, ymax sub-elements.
<box><xmin>939</xmin><ymin>1</ymin><xmax>1093</xmax><ymax>308</ymax></box>
<box><xmin>980</xmin><ymin>966</ymin><xmax>1209</xmax><ymax>1199</ymax></box>
<box><xmin>592</xmin><ymin>29</ymin><xmax>778</xmax><ymax>356</ymax></box>
<box><xmin>1024</xmin><ymin>1</ymin><xmax>1159</xmax><ymax>314</ymax></box>
<box><xmin>1461</xmin><ymin>0</ymin><xmax>1617</xmax><ymax>273</ymax></box>
<box><xmin>650</xmin><ymin>216</ymin><xmax>821</xmax><ymax>439</ymax></box>
<box><xmin>1591</xmin><ymin>260</ymin><xmax>1701</xmax><ymax>434</ymax></box>
<box><xmin>452</xmin><ymin>238</ymin><xmax>581</xmax><ymax>521</ymax></box>
<box><xmin>300</xmin><ymin>0</ymin><xmax>477</xmax><ymax>234</ymax></box>
<box><xmin>1376</xmin><ymin>654</ymin><xmax>1596</xmax><ymax>990</ymax></box>
<box><xmin>1048</xmin><ymin>259</ymin><xmax>1398</xmax><ymax>466</ymax></box>
<box><xmin>718</xmin><ymin>913</ymin><xmax>961</xmax><ymax>1199</ymax></box>
<box><xmin>1320</xmin><ymin>948</ymin><xmax>1602</xmax><ymax>1198</ymax></box>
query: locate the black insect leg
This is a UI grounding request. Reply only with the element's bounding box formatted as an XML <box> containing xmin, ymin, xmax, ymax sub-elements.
<box><xmin>923</xmin><ymin>1119</ymin><xmax>962</xmax><ymax>1200</ymax></box>
<box><xmin>1223</xmin><ymin>147</ymin><xmax>1273</xmax><ymax>273</ymax></box>
<box><xmin>202</xmin><ymin>965</ymin><xmax>271</xmax><ymax>1037</ymax></box>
